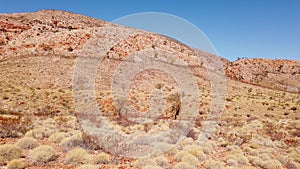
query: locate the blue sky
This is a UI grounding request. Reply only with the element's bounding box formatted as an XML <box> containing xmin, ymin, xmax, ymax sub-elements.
<box><xmin>1</xmin><ymin>0</ymin><xmax>299</xmax><ymax>61</ymax></box>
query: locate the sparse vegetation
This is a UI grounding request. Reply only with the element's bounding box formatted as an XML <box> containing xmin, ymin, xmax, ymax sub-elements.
<box><xmin>76</xmin><ymin>164</ymin><xmax>99</xmax><ymax>169</ymax></box>
<box><xmin>65</xmin><ymin>148</ymin><xmax>94</xmax><ymax>165</ymax></box>
<box><xmin>7</xmin><ymin>159</ymin><xmax>24</xmax><ymax>169</ymax></box>
<box><xmin>142</xmin><ymin>165</ymin><xmax>163</xmax><ymax>169</ymax></box>
<box><xmin>0</xmin><ymin>144</ymin><xmax>23</xmax><ymax>163</ymax></box>
<box><xmin>59</xmin><ymin>133</ymin><xmax>84</xmax><ymax>150</ymax></box>
<box><xmin>181</xmin><ymin>153</ymin><xmax>200</xmax><ymax>167</ymax></box>
<box><xmin>204</xmin><ymin>160</ymin><xmax>224</xmax><ymax>169</ymax></box>
<box><xmin>29</xmin><ymin>145</ymin><xmax>56</xmax><ymax>163</ymax></box>
<box><xmin>15</xmin><ymin>137</ymin><xmax>39</xmax><ymax>149</ymax></box>
<box><xmin>0</xmin><ymin>10</ymin><xmax>299</xmax><ymax>169</ymax></box>
<box><xmin>155</xmin><ymin>155</ymin><xmax>169</xmax><ymax>167</ymax></box>
<box><xmin>96</xmin><ymin>152</ymin><xmax>110</xmax><ymax>164</ymax></box>
<box><xmin>133</xmin><ymin>158</ymin><xmax>157</xmax><ymax>169</ymax></box>
<box><xmin>173</xmin><ymin>162</ymin><xmax>195</xmax><ymax>169</ymax></box>
<box><xmin>49</xmin><ymin>132</ymin><xmax>67</xmax><ymax>143</ymax></box>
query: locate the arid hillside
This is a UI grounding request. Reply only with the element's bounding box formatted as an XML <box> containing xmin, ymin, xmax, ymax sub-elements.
<box><xmin>226</xmin><ymin>58</ymin><xmax>300</xmax><ymax>94</ymax></box>
<box><xmin>0</xmin><ymin>10</ymin><xmax>299</xmax><ymax>169</ymax></box>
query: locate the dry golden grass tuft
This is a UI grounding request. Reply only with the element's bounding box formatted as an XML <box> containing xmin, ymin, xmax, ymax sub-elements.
<box><xmin>7</xmin><ymin>159</ymin><xmax>24</xmax><ymax>169</ymax></box>
<box><xmin>29</xmin><ymin>145</ymin><xmax>56</xmax><ymax>163</ymax></box>
<box><xmin>204</xmin><ymin>160</ymin><xmax>224</xmax><ymax>169</ymax></box>
<box><xmin>65</xmin><ymin>148</ymin><xmax>94</xmax><ymax>165</ymax></box>
<box><xmin>96</xmin><ymin>152</ymin><xmax>110</xmax><ymax>164</ymax></box>
<box><xmin>15</xmin><ymin>137</ymin><xmax>39</xmax><ymax>149</ymax></box>
<box><xmin>0</xmin><ymin>144</ymin><xmax>23</xmax><ymax>163</ymax></box>
<box><xmin>132</xmin><ymin>158</ymin><xmax>157</xmax><ymax>169</ymax></box>
<box><xmin>172</xmin><ymin>162</ymin><xmax>195</xmax><ymax>169</ymax></box>
<box><xmin>76</xmin><ymin>164</ymin><xmax>99</xmax><ymax>169</ymax></box>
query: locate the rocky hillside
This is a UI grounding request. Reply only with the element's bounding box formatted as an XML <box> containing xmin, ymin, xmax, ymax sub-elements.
<box><xmin>1</xmin><ymin>10</ymin><xmax>299</xmax><ymax>94</ymax></box>
<box><xmin>226</xmin><ymin>58</ymin><xmax>300</xmax><ymax>94</ymax></box>
<box><xmin>0</xmin><ymin>10</ymin><xmax>299</xmax><ymax>169</ymax></box>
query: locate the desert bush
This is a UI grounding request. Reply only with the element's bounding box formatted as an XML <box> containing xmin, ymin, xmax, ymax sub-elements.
<box><xmin>7</xmin><ymin>159</ymin><xmax>24</xmax><ymax>169</ymax></box>
<box><xmin>237</xmin><ymin>155</ymin><xmax>249</xmax><ymax>165</ymax></box>
<box><xmin>244</xmin><ymin>147</ymin><xmax>259</xmax><ymax>156</ymax></box>
<box><xmin>260</xmin><ymin>153</ymin><xmax>273</xmax><ymax>160</ymax></box>
<box><xmin>278</xmin><ymin>155</ymin><xmax>299</xmax><ymax>169</ymax></box>
<box><xmin>187</xmin><ymin>146</ymin><xmax>206</xmax><ymax>161</ymax></box>
<box><xmin>284</xmin><ymin>160</ymin><xmax>299</xmax><ymax>169</ymax></box>
<box><xmin>181</xmin><ymin>153</ymin><xmax>200</xmax><ymax>167</ymax></box>
<box><xmin>0</xmin><ymin>156</ymin><xmax>5</xmax><ymax>166</ymax></box>
<box><xmin>180</xmin><ymin>138</ymin><xmax>194</xmax><ymax>147</ymax></box>
<box><xmin>96</xmin><ymin>152</ymin><xmax>110</xmax><ymax>164</ymax></box>
<box><xmin>173</xmin><ymin>162</ymin><xmax>195</xmax><ymax>169</ymax></box>
<box><xmin>167</xmin><ymin>147</ymin><xmax>178</xmax><ymax>156</ymax></box>
<box><xmin>225</xmin><ymin>154</ymin><xmax>240</xmax><ymax>166</ymax></box>
<box><xmin>249</xmin><ymin>156</ymin><xmax>264</xmax><ymax>168</ymax></box>
<box><xmin>49</xmin><ymin>132</ymin><xmax>67</xmax><ymax>143</ymax></box>
<box><xmin>15</xmin><ymin>137</ymin><xmax>39</xmax><ymax>149</ymax></box>
<box><xmin>132</xmin><ymin>158</ymin><xmax>157</xmax><ymax>169</ymax></box>
<box><xmin>24</xmin><ymin>128</ymin><xmax>45</xmax><ymax>139</ymax></box>
<box><xmin>174</xmin><ymin>151</ymin><xmax>186</xmax><ymax>161</ymax></box>
<box><xmin>44</xmin><ymin>129</ymin><xmax>58</xmax><ymax>138</ymax></box>
<box><xmin>226</xmin><ymin>158</ymin><xmax>238</xmax><ymax>166</ymax></box>
<box><xmin>202</xmin><ymin>146</ymin><xmax>212</xmax><ymax>155</ymax></box>
<box><xmin>227</xmin><ymin>150</ymin><xmax>249</xmax><ymax>165</ymax></box>
<box><xmin>76</xmin><ymin>164</ymin><xmax>99</xmax><ymax>169</ymax></box>
<box><xmin>29</xmin><ymin>145</ymin><xmax>56</xmax><ymax>163</ymax></box>
<box><xmin>142</xmin><ymin>165</ymin><xmax>163</xmax><ymax>169</ymax></box>
<box><xmin>204</xmin><ymin>160</ymin><xmax>224</xmax><ymax>169</ymax></box>
<box><xmin>0</xmin><ymin>144</ymin><xmax>23</xmax><ymax>162</ymax></box>
<box><xmin>155</xmin><ymin>155</ymin><xmax>169</xmax><ymax>167</ymax></box>
<box><xmin>65</xmin><ymin>148</ymin><xmax>94</xmax><ymax>165</ymax></box>
<box><xmin>261</xmin><ymin>159</ymin><xmax>282</xmax><ymax>169</ymax></box>
<box><xmin>288</xmin><ymin>148</ymin><xmax>300</xmax><ymax>162</ymax></box>
<box><xmin>60</xmin><ymin>133</ymin><xmax>84</xmax><ymax>151</ymax></box>
<box><xmin>206</xmin><ymin>140</ymin><xmax>217</xmax><ymax>148</ymax></box>
<box><xmin>229</xmin><ymin>147</ymin><xmax>243</xmax><ymax>155</ymax></box>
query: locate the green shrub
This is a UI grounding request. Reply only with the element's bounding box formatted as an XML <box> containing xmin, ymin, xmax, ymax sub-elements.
<box><xmin>29</xmin><ymin>145</ymin><xmax>56</xmax><ymax>163</ymax></box>
<box><xmin>65</xmin><ymin>148</ymin><xmax>94</xmax><ymax>165</ymax></box>
<box><xmin>15</xmin><ymin>137</ymin><xmax>39</xmax><ymax>149</ymax></box>
<box><xmin>7</xmin><ymin>159</ymin><xmax>24</xmax><ymax>169</ymax></box>
<box><xmin>0</xmin><ymin>144</ymin><xmax>23</xmax><ymax>163</ymax></box>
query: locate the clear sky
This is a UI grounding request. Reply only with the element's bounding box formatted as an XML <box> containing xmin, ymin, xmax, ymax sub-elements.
<box><xmin>1</xmin><ymin>0</ymin><xmax>299</xmax><ymax>61</ymax></box>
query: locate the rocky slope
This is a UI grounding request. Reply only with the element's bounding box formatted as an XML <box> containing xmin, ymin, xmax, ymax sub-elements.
<box><xmin>226</xmin><ymin>58</ymin><xmax>300</xmax><ymax>94</ymax></box>
<box><xmin>0</xmin><ymin>10</ymin><xmax>299</xmax><ymax>169</ymax></box>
